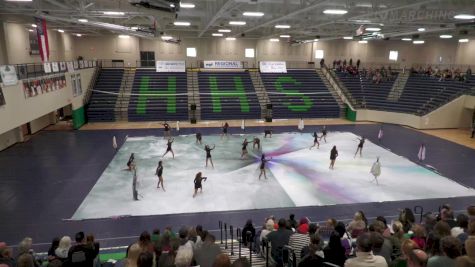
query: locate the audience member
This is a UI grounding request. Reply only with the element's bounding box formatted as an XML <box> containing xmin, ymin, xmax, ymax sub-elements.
<box><xmin>324</xmin><ymin>231</ymin><xmax>347</xmax><ymax>266</ymax></box>
<box><xmin>298</xmin><ymin>234</ymin><xmax>324</xmax><ymax>267</ymax></box>
<box><xmin>137</xmin><ymin>252</ymin><xmax>153</xmax><ymax>267</ymax></box>
<box><xmin>288</xmin><ymin>214</ymin><xmax>298</xmax><ymax>230</ymax></box>
<box><xmin>242</xmin><ymin>220</ymin><xmax>256</xmax><ymax>247</ymax></box>
<box><xmin>55</xmin><ymin>236</ymin><xmax>72</xmax><ymax>260</ymax></box>
<box><xmin>47</xmin><ymin>238</ymin><xmax>60</xmax><ymax>261</ymax></box>
<box><xmin>407</xmin><ymin>249</ymin><xmax>428</xmax><ymax>267</ymax></box>
<box><xmin>344</xmin><ymin>232</ymin><xmax>388</xmax><ymax>267</ymax></box>
<box><xmin>265</xmin><ymin>218</ymin><xmax>293</xmax><ymax>266</ymax></box>
<box><xmin>213</xmin><ymin>253</ymin><xmax>231</xmax><ymax>267</ymax></box>
<box><xmin>16</xmin><ymin>238</ymin><xmax>39</xmax><ymax>267</ymax></box>
<box><xmin>0</xmin><ymin>243</ymin><xmax>15</xmax><ymax>267</ymax></box>
<box><xmin>67</xmin><ymin>231</ymin><xmax>99</xmax><ymax>267</ymax></box>
<box><xmin>348</xmin><ymin>211</ymin><xmax>367</xmax><ymax>238</ymax></box>
<box><xmin>231</xmin><ymin>257</ymin><xmax>251</xmax><ymax>267</ymax></box>
<box><xmin>400</xmin><ymin>208</ymin><xmax>416</xmax><ymax>233</ymax></box>
<box><xmin>296</xmin><ymin>217</ymin><xmax>310</xmax><ymax>234</ymax></box>
<box><xmin>290</xmin><ymin>223</ymin><xmax>317</xmax><ymax>263</ymax></box>
<box><xmin>194</xmin><ymin>233</ymin><xmax>222</xmax><ymax>267</ymax></box>
<box><xmin>335</xmin><ymin>222</ymin><xmax>352</xmax><ymax>257</ymax></box>
<box><xmin>427</xmin><ymin>236</ymin><xmax>461</xmax><ymax>267</ymax></box>
<box><xmin>116</xmin><ymin>243</ymin><xmax>141</xmax><ymax>267</ymax></box>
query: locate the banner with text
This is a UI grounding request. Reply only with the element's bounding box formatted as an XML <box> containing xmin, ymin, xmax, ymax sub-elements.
<box><xmin>156</xmin><ymin>61</ymin><xmax>186</xmax><ymax>72</ymax></box>
<box><xmin>259</xmin><ymin>61</ymin><xmax>287</xmax><ymax>73</ymax></box>
<box><xmin>0</xmin><ymin>65</ymin><xmax>19</xmax><ymax>86</ymax></box>
<box><xmin>204</xmin><ymin>60</ymin><xmax>243</xmax><ymax>69</ymax></box>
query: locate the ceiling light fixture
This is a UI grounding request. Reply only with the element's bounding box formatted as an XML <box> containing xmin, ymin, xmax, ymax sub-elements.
<box><xmin>31</xmin><ymin>24</ymin><xmax>37</xmax><ymax>28</ymax></box>
<box><xmin>358</xmin><ymin>40</ymin><xmax>368</xmax><ymax>44</ymax></box>
<box><xmin>413</xmin><ymin>40</ymin><xmax>425</xmax><ymax>44</ymax></box>
<box><xmin>226</xmin><ymin>37</ymin><xmax>236</xmax><ymax>41</ymax></box>
<box><xmin>119</xmin><ymin>35</ymin><xmax>130</xmax><ymax>39</ymax></box>
<box><xmin>28</xmin><ymin>29</ymin><xmax>34</xmax><ymax>32</ymax></box>
<box><xmin>218</xmin><ymin>29</ymin><xmax>231</xmax><ymax>33</ymax></box>
<box><xmin>243</xmin><ymin>12</ymin><xmax>264</xmax><ymax>17</ymax></box>
<box><xmin>343</xmin><ymin>36</ymin><xmax>353</xmax><ymax>40</ymax></box>
<box><xmin>401</xmin><ymin>38</ymin><xmax>412</xmax><ymax>41</ymax></box>
<box><xmin>270</xmin><ymin>38</ymin><xmax>280</xmax><ymax>42</ymax></box>
<box><xmin>161</xmin><ymin>36</ymin><xmax>173</xmax><ymax>40</ymax></box>
<box><xmin>131</xmin><ymin>26</ymin><xmax>139</xmax><ymax>30</ymax></box>
<box><xmin>314</xmin><ymin>39</ymin><xmax>319</xmax><ymax>42</ymax></box>
<box><xmin>76</xmin><ymin>34</ymin><xmax>82</xmax><ymax>37</ymax></box>
<box><xmin>229</xmin><ymin>21</ymin><xmax>246</xmax><ymax>25</ymax></box>
<box><xmin>439</xmin><ymin>34</ymin><xmax>452</xmax><ymax>39</ymax></box>
<box><xmin>275</xmin><ymin>25</ymin><xmax>290</xmax><ymax>29</ymax></box>
<box><xmin>454</xmin><ymin>14</ymin><xmax>475</xmax><ymax>20</ymax></box>
<box><xmin>179</xmin><ymin>2</ymin><xmax>195</xmax><ymax>8</ymax></box>
<box><xmin>103</xmin><ymin>11</ymin><xmax>125</xmax><ymax>15</ymax></box>
<box><xmin>5</xmin><ymin>0</ymin><xmax>33</xmax><ymax>2</ymax></box>
<box><xmin>78</xmin><ymin>19</ymin><xmax>88</xmax><ymax>23</ymax></box>
<box><xmin>280</xmin><ymin>35</ymin><xmax>291</xmax><ymax>38</ymax></box>
<box><xmin>418</xmin><ymin>28</ymin><xmax>426</xmax><ymax>32</ymax></box>
<box><xmin>174</xmin><ymin>21</ymin><xmax>191</xmax><ymax>26</ymax></box>
<box><xmin>212</xmin><ymin>33</ymin><xmax>223</xmax><ymax>37</ymax></box>
<box><xmin>365</xmin><ymin>27</ymin><xmax>381</xmax><ymax>31</ymax></box>
<box><xmin>459</xmin><ymin>38</ymin><xmax>469</xmax><ymax>43</ymax></box>
<box><xmin>323</xmin><ymin>9</ymin><xmax>348</xmax><ymax>15</ymax></box>
<box><xmin>57</xmin><ymin>29</ymin><xmax>64</xmax><ymax>33</ymax></box>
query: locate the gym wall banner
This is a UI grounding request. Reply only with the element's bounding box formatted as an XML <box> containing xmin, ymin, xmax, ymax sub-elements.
<box><xmin>203</xmin><ymin>60</ymin><xmax>243</xmax><ymax>69</ymax></box>
<box><xmin>71</xmin><ymin>73</ymin><xmax>82</xmax><ymax>97</ymax></box>
<box><xmin>44</xmin><ymin>62</ymin><xmax>52</xmax><ymax>73</ymax></box>
<box><xmin>52</xmin><ymin>62</ymin><xmax>59</xmax><ymax>72</ymax></box>
<box><xmin>259</xmin><ymin>61</ymin><xmax>287</xmax><ymax>73</ymax></box>
<box><xmin>0</xmin><ymin>65</ymin><xmax>19</xmax><ymax>86</ymax></box>
<box><xmin>156</xmin><ymin>61</ymin><xmax>186</xmax><ymax>72</ymax></box>
<box><xmin>23</xmin><ymin>74</ymin><xmax>66</xmax><ymax>99</ymax></box>
<box><xmin>0</xmin><ymin>86</ymin><xmax>5</xmax><ymax>106</ymax></box>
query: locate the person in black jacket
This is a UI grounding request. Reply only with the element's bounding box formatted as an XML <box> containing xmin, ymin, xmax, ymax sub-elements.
<box><xmin>323</xmin><ymin>232</ymin><xmax>346</xmax><ymax>266</ymax></box>
<box><xmin>67</xmin><ymin>232</ymin><xmax>99</xmax><ymax>267</ymax></box>
<box><xmin>242</xmin><ymin>219</ymin><xmax>256</xmax><ymax>247</ymax></box>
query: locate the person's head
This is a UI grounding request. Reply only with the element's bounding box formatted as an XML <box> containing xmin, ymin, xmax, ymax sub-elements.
<box><xmin>86</xmin><ymin>234</ymin><xmax>94</xmax><ymax>244</ymax></box>
<box><xmin>75</xmin><ymin>232</ymin><xmax>85</xmax><ymax>244</ymax></box>
<box><xmin>213</xmin><ymin>253</ymin><xmax>231</xmax><ymax>267</ymax></box>
<box><xmin>334</xmin><ymin>222</ymin><xmax>346</xmax><ymax>238</ymax></box>
<box><xmin>400</xmin><ymin>208</ymin><xmax>416</xmax><ymax>224</ymax></box>
<box><xmin>469</xmin><ymin>221</ymin><xmax>475</xmax><ymax>236</ymax></box>
<box><xmin>308</xmin><ymin>223</ymin><xmax>318</xmax><ymax>235</ymax></box>
<box><xmin>332</xmin><ymin>145</ymin><xmax>337</xmax><ymax>150</ymax></box>
<box><xmin>178</xmin><ymin>227</ymin><xmax>189</xmax><ymax>240</ymax></box>
<box><xmin>158</xmin><ymin>161</ymin><xmax>162</xmax><ymax>167</ymax></box>
<box><xmin>127</xmin><ymin>243</ymin><xmax>141</xmax><ymax>267</ymax></box>
<box><xmin>137</xmin><ymin>251</ymin><xmax>153</xmax><ymax>267</ymax></box>
<box><xmin>406</xmin><ymin>249</ymin><xmax>428</xmax><ymax>267</ymax></box>
<box><xmin>402</xmin><ymin>239</ymin><xmax>420</xmax><ymax>258</ymax></box>
<box><xmin>412</xmin><ymin>224</ymin><xmax>426</xmax><ymax>238</ymax></box>
<box><xmin>196</xmin><ymin>172</ymin><xmax>202</xmax><ymax>179</ymax></box>
<box><xmin>205</xmin><ymin>233</ymin><xmax>216</xmax><ymax>243</ymax></box>
<box><xmin>392</xmin><ymin>221</ymin><xmax>404</xmax><ymax>236</ymax></box>
<box><xmin>265</xmin><ymin>220</ymin><xmax>274</xmax><ymax>231</ymax></box>
<box><xmin>16</xmin><ymin>254</ymin><xmax>34</xmax><ymax>267</ymax></box>
<box><xmin>289</xmin><ymin>214</ymin><xmax>295</xmax><ymax>220</ymax></box>
<box><xmin>277</xmin><ymin>218</ymin><xmax>286</xmax><ymax>229</ymax></box>
<box><xmin>455</xmin><ymin>256</ymin><xmax>475</xmax><ymax>267</ymax></box>
<box><xmin>457</xmin><ymin>214</ymin><xmax>469</xmax><ymax>229</ymax></box>
<box><xmin>50</xmin><ymin>237</ymin><xmax>60</xmax><ymax>250</ymax></box>
<box><xmin>58</xmin><ymin>236</ymin><xmax>71</xmax><ymax>250</ymax></box>
<box><xmin>139</xmin><ymin>231</ymin><xmax>151</xmax><ymax>245</ymax></box>
<box><xmin>205</xmin><ymin>145</ymin><xmax>209</xmax><ymax>149</ymax></box>
<box><xmin>467</xmin><ymin>206</ymin><xmax>475</xmax><ymax>217</ymax></box>
<box><xmin>369</xmin><ymin>220</ymin><xmax>386</xmax><ymax>234</ymax></box>
<box><xmin>299</xmin><ymin>217</ymin><xmax>309</xmax><ymax>226</ymax></box>
<box><xmin>231</xmin><ymin>257</ymin><xmax>251</xmax><ymax>267</ymax></box>
<box><xmin>441</xmin><ymin>208</ymin><xmax>454</xmax><ymax>221</ymax></box>
<box><xmin>434</xmin><ymin>221</ymin><xmax>451</xmax><ymax>237</ymax></box>
<box><xmin>356</xmin><ymin>233</ymin><xmax>373</xmax><ymax>253</ymax></box>
<box><xmin>370</xmin><ymin>232</ymin><xmax>385</xmax><ymax>252</ymax></box>
<box><xmin>376</xmin><ymin>216</ymin><xmax>387</xmax><ymax>227</ymax></box>
<box><xmin>440</xmin><ymin>236</ymin><xmax>462</xmax><ymax>259</ymax></box>
<box><xmin>326</xmin><ymin>218</ymin><xmax>337</xmax><ymax>227</ymax></box>
<box><xmin>328</xmin><ymin>231</ymin><xmax>343</xmax><ymax>249</ymax></box>
<box><xmin>354</xmin><ymin>211</ymin><xmax>363</xmax><ymax>222</ymax></box>
<box><xmin>245</xmin><ymin>219</ymin><xmax>252</xmax><ymax>228</ymax></box>
<box><xmin>175</xmin><ymin>246</ymin><xmax>193</xmax><ymax>267</ymax></box>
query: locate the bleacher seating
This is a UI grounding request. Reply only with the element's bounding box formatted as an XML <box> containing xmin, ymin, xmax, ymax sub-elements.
<box><xmin>86</xmin><ymin>69</ymin><xmax>124</xmax><ymax>122</ymax></box>
<box><xmin>260</xmin><ymin>70</ymin><xmax>340</xmax><ymax>119</ymax></box>
<box><xmin>198</xmin><ymin>71</ymin><xmax>261</xmax><ymax>120</ymax></box>
<box><xmin>128</xmin><ymin>69</ymin><xmax>189</xmax><ymax>121</ymax></box>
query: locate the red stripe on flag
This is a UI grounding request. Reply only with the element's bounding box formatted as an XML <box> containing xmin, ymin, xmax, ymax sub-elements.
<box><xmin>42</xmin><ymin>19</ymin><xmax>49</xmax><ymax>61</ymax></box>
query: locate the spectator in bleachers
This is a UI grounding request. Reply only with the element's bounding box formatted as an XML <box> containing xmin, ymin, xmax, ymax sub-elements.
<box><xmin>175</xmin><ymin>244</ymin><xmax>194</xmax><ymax>267</ymax></box>
<box><xmin>377</xmin><ymin>216</ymin><xmax>392</xmax><ymax>238</ymax></box>
<box><xmin>399</xmin><ymin>208</ymin><xmax>416</xmax><ymax>233</ymax></box>
<box><xmin>137</xmin><ymin>252</ymin><xmax>153</xmax><ymax>267</ymax></box>
<box><xmin>324</xmin><ymin>232</ymin><xmax>347</xmax><ymax>266</ymax></box>
<box><xmin>55</xmin><ymin>236</ymin><xmax>72</xmax><ymax>261</ymax></box>
<box><xmin>406</xmin><ymin>248</ymin><xmax>428</xmax><ymax>267</ymax></box>
<box><xmin>297</xmin><ymin>217</ymin><xmax>310</xmax><ymax>234</ymax></box>
<box><xmin>242</xmin><ymin>220</ymin><xmax>256</xmax><ymax>247</ymax></box>
<box><xmin>335</xmin><ymin>222</ymin><xmax>352</xmax><ymax>257</ymax></box>
<box><xmin>67</xmin><ymin>231</ymin><xmax>99</xmax><ymax>267</ymax></box>
<box><xmin>370</xmin><ymin>221</ymin><xmax>393</xmax><ymax>264</ymax></box>
<box><xmin>175</xmin><ymin>227</ymin><xmax>193</xmax><ymax>263</ymax></box>
<box><xmin>452</xmin><ymin>214</ymin><xmax>469</xmax><ymax>242</ymax></box>
<box><xmin>298</xmin><ymin>234</ymin><xmax>325</xmax><ymax>267</ymax></box>
<box><xmin>231</xmin><ymin>257</ymin><xmax>251</xmax><ymax>267</ymax></box>
<box><xmin>138</xmin><ymin>231</ymin><xmax>154</xmax><ymax>253</ymax></box>
<box><xmin>194</xmin><ymin>233</ymin><xmax>221</xmax><ymax>267</ymax></box>
<box><xmin>260</xmin><ymin>219</ymin><xmax>275</xmax><ymax>244</ymax></box>
<box><xmin>290</xmin><ymin>223</ymin><xmax>318</xmax><ymax>264</ymax></box>
<box><xmin>427</xmin><ymin>236</ymin><xmax>461</xmax><ymax>267</ymax></box>
<box><xmin>157</xmin><ymin>236</ymin><xmax>179</xmax><ymax>267</ymax></box>
<box><xmin>411</xmin><ymin>224</ymin><xmax>427</xmax><ymax>251</ymax></box>
<box><xmin>288</xmin><ymin>214</ymin><xmax>298</xmax><ymax>230</ymax></box>
<box><xmin>318</xmin><ymin>218</ymin><xmax>337</xmax><ymax>238</ymax></box>
<box><xmin>344</xmin><ymin>232</ymin><xmax>388</xmax><ymax>267</ymax></box>
<box><xmin>347</xmin><ymin>211</ymin><xmax>368</xmax><ymax>238</ymax></box>
<box><xmin>16</xmin><ymin>238</ymin><xmax>40</xmax><ymax>267</ymax></box>
<box><xmin>0</xmin><ymin>242</ymin><xmax>15</xmax><ymax>267</ymax></box>
<box><xmin>441</xmin><ymin>206</ymin><xmax>457</xmax><ymax>228</ymax></box>
<box><xmin>116</xmin><ymin>243</ymin><xmax>141</xmax><ymax>267</ymax></box>
<box><xmin>47</xmin><ymin>238</ymin><xmax>60</xmax><ymax>262</ymax></box>
<box><xmin>467</xmin><ymin>206</ymin><xmax>475</xmax><ymax>222</ymax></box>
<box><xmin>213</xmin><ymin>253</ymin><xmax>231</xmax><ymax>267</ymax></box>
<box><xmin>389</xmin><ymin>221</ymin><xmax>406</xmax><ymax>260</ymax></box>
<box><xmin>427</xmin><ymin>222</ymin><xmax>452</xmax><ymax>256</ymax></box>
<box><xmin>455</xmin><ymin>256</ymin><xmax>475</xmax><ymax>266</ymax></box>
<box><xmin>391</xmin><ymin>239</ymin><xmax>420</xmax><ymax>267</ymax></box>
<box><xmin>265</xmin><ymin>218</ymin><xmax>293</xmax><ymax>266</ymax></box>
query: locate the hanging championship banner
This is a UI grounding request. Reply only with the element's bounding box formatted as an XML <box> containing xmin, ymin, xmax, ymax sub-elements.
<box><xmin>73</xmin><ymin>61</ymin><xmax>79</xmax><ymax>69</ymax></box>
<box><xmin>156</xmin><ymin>61</ymin><xmax>186</xmax><ymax>72</ymax></box>
<box><xmin>259</xmin><ymin>61</ymin><xmax>287</xmax><ymax>73</ymax></box>
<box><xmin>67</xmin><ymin>62</ymin><xmax>74</xmax><ymax>73</ymax></box>
<box><xmin>59</xmin><ymin>62</ymin><xmax>66</xmax><ymax>71</ymax></box>
<box><xmin>0</xmin><ymin>65</ymin><xmax>18</xmax><ymax>86</ymax></box>
<box><xmin>203</xmin><ymin>60</ymin><xmax>243</xmax><ymax>69</ymax></box>
<box><xmin>43</xmin><ymin>62</ymin><xmax>52</xmax><ymax>73</ymax></box>
<box><xmin>52</xmin><ymin>62</ymin><xmax>59</xmax><ymax>72</ymax></box>
<box><xmin>79</xmin><ymin>60</ymin><xmax>84</xmax><ymax>69</ymax></box>
<box><xmin>92</xmin><ymin>61</ymin><xmax>97</xmax><ymax>67</ymax></box>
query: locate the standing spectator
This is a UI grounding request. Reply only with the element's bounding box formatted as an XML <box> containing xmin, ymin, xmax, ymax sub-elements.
<box><xmin>47</xmin><ymin>238</ymin><xmax>60</xmax><ymax>262</ymax></box>
<box><xmin>344</xmin><ymin>233</ymin><xmax>387</xmax><ymax>267</ymax></box>
<box><xmin>411</xmin><ymin>224</ymin><xmax>427</xmax><ymax>250</ymax></box>
<box><xmin>55</xmin><ymin>236</ymin><xmax>72</xmax><ymax>260</ymax></box>
<box><xmin>138</xmin><ymin>231</ymin><xmax>154</xmax><ymax>253</ymax></box>
<box><xmin>260</xmin><ymin>220</ymin><xmax>275</xmax><ymax>242</ymax></box>
<box><xmin>242</xmin><ymin>220</ymin><xmax>256</xmax><ymax>247</ymax></box>
<box><xmin>324</xmin><ymin>232</ymin><xmax>346</xmax><ymax>266</ymax></box>
<box><xmin>452</xmin><ymin>214</ymin><xmax>469</xmax><ymax>244</ymax></box>
<box><xmin>67</xmin><ymin>231</ymin><xmax>99</xmax><ymax>267</ymax></box>
<box><xmin>399</xmin><ymin>209</ymin><xmax>416</xmax><ymax>233</ymax></box>
<box><xmin>213</xmin><ymin>253</ymin><xmax>231</xmax><ymax>267</ymax></box>
<box><xmin>297</xmin><ymin>218</ymin><xmax>310</xmax><ymax>234</ymax></box>
<box><xmin>0</xmin><ymin>242</ymin><xmax>15</xmax><ymax>267</ymax></box>
<box><xmin>298</xmin><ymin>234</ymin><xmax>324</xmax><ymax>267</ymax></box>
<box><xmin>389</xmin><ymin>221</ymin><xmax>406</xmax><ymax>260</ymax></box>
<box><xmin>194</xmin><ymin>234</ymin><xmax>222</xmax><ymax>267</ymax></box>
<box><xmin>334</xmin><ymin>222</ymin><xmax>352</xmax><ymax>257</ymax></box>
<box><xmin>265</xmin><ymin>218</ymin><xmax>293</xmax><ymax>267</ymax></box>
<box><xmin>137</xmin><ymin>252</ymin><xmax>154</xmax><ymax>267</ymax></box>
<box><xmin>290</xmin><ymin>223</ymin><xmax>318</xmax><ymax>264</ymax></box>
<box><xmin>16</xmin><ymin>238</ymin><xmax>40</xmax><ymax>267</ymax></box>
<box><xmin>288</xmin><ymin>214</ymin><xmax>298</xmax><ymax>230</ymax></box>
<box><xmin>427</xmin><ymin>236</ymin><xmax>461</xmax><ymax>267</ymax></box>
<box><xmin>426</xmin><ymin>222</ymin><xmax>451</xmax><ymax>257</ymax></box>
<box><xmin>406</xmin><ymin>249</ymin><xmax>428</xmax><ymax>267</ymax></box>
<box><xmin>115</xmin><ymin>243</ymin><xmax>141</xmax><ymax>267</ymax></box>
<box><xmin>347</xmin><ymin>211</ymin><xmax>367</xmax><ymax>238</ymax></box>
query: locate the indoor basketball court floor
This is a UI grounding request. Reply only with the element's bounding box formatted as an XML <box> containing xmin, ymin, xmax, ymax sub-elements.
<box><xmin>1</xmin><ymin>123</ymin><xmax>475</xmax><ymax>250</ymax></box>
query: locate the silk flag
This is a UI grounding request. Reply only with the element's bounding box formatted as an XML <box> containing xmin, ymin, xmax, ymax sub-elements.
<box><xmin>35</xmin><ymin>18</ymin><xmax>49</xmax><ymax>62</ymax></box>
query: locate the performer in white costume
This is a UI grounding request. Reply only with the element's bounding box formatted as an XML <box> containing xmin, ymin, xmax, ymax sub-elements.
<box><xmin>370</xmin><ymin>157</ymin><xmax>382</xmax><ymax>185</ymax></box>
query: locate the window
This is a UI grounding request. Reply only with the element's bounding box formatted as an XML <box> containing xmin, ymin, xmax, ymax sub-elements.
<box><xmin>245</xmin><ymin>48</ymin><xmax>255</xmax><ymax>58</ymax></box>
<box><xmin>315</xmin><ymin>50</ymin><xmax>324</xmax><ymax>59</ymax></box>
<box><xmin>186</xmin><ymin>47</ymin><xmax>197</xmax><ymax>57</ymax></box>
<box><xmin>389</xmin><ymin>50</ymin><xmax>398</xmax><ymax>61</ymax></box>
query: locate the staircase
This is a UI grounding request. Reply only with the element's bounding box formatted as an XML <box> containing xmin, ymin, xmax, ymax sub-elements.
<box><xmin>387</xmin><ymin>71</ymin><xmax>410</xmax><ymax>101</ymax></box>
<box><xmin>315</xmin><ymin>68</ymin><xmax>346</xmax><ymax>118</ymax></box>
<box><xmin>187</xmin><ymin>70</ymin><xmax>201</xmax><ymax>121</ymax></box>
<box><xmin>219</xmin><ymin>239</ymin><xmax>266</xmax><ymax>267</ymax></box>
<box><xmin>114</xmin><ymin>68</ymin><xmax>135</xmax><ymax>121</ymax></box>
<box><xmin>249</xmin><ymin>69</ymin><xmax>271</xmax><ymax>119</ymax></box>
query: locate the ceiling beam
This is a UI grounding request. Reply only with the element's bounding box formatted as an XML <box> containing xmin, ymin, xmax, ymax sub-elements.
<box><xmin>198</xmin><ymin>0</ymin><xmax>235</xmax><ymax>38</ymax></box>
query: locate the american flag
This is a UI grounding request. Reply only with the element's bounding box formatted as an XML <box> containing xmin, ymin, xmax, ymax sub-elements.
<box><xmin>35</xmin><ymin>17</ymin><xmax>49</xmax><ymax>62</ymax></box>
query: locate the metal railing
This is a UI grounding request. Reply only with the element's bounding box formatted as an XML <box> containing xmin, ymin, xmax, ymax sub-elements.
<box><xmin>4</xmin><ymin>60</ymin><xmax>98</xmax><ymax>81</ymax></box>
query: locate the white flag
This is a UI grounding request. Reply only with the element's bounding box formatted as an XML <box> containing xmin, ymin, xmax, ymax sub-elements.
<box><xmin>298</xmin><ymin>119</ymin><xmax>304</xmax><ymax>130</ymax></box>
<box><xmin>176</xmin><ymin>121</ymin><xmax>180</xmax><ymax>131</ymax></box>
<box><xmin>418</xmin><ymin>144</ymin><xmax>426</xmax><ymax>161</ymax></box>
<box><xmin>378</xmin><ymin>129</ymin><xmax>383</xmax><ymax>140</ymax></box>
<box><xmin>112</xmin><ymin>136</ymin><xmax>117</xmax><ymax>149</ymax></box>
<box><xmin>241</xmin><ymin>120</ymin><xmax>245</xmax><ymax>130</ymax></box>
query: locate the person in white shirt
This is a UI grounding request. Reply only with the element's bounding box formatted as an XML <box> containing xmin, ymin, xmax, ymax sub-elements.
<box><xmin>344</xmin><ymin>233</ymin><xmax>388</xmax><ymax>267</ymax></box>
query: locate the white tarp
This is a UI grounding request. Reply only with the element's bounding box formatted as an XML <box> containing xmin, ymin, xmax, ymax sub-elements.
<box><xmin>155</xmin><ymin>61</ymin><xmax>186</xmax><ymax>72</ymax></box>
<box><xmin>203</xmin><ymin>60</ymin><xmax>243</xmax><ymax>69</ymax></box>
<box><xmin>259</xmin><ymin>61</ymin><xmax>287</xmax><ymax>73</ymax></box>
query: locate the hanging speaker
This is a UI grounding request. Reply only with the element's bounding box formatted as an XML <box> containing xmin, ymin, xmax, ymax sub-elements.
<box><xmin>266</xmin><ymin>104</ymin><xmax>273</xmax><ymax>109</ymax></box>
<box><xmin>265</xmin><ymin>116</ymin><xmax>272</xmax><ymax>122</ymax></box>
<box><xmin>190</xmin><ymin>104</ymin><xmax>196</xmax><ymax>110</ymax></box>
<box><xmin>190</xmin><ymin>117</ymin><xmax>197</xmax><ymax>124</ymax></box>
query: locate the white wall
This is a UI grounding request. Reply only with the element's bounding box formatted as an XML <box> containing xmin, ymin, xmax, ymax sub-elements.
<box><xmin>0</xmin><ymin>68</ymin><xmax>95</xmax><ymax>135</ymax></box>
<box><xmin>0</xmin><ymin>127</ymin><xmax>22</xmax><ymax>151</ymax></box>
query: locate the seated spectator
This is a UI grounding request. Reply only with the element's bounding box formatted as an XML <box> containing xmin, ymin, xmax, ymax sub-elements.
<box><xmin>47</xmin><ymin>238</ymin><xmax>60</xmax><ymax>262</ymax></box>
<box><xmin>348</xmin><ymin>211</ymin><xmax>367</xmax><ymax>238</ymax></box>
<box><xmin>377</xmin><ymin>216</ymin><xmax>392</xmax><ymax>238</ymax></box>
<box><xmin>455</xmin><ymin>256</ymin><xmax>475</xmax><ymax>267</ymax></box>
<box><xmin>389</xmin><ymin>221</ymin><xmax>406</xmax><ymax>259</ymax></box>
<box><xmin>265</xmin><ymin>218</ymin><xmax>293</xmax><ymax>266</ymax></box>
<box><xmin>370</xmin><ymin>231</ymin><xmax>392</xmax><ymax>265</ymax></box>
<box><xmin>115</xmin><ymin>243</ymin><xmax>141</xmax><ymax>267</ymax></box>
<box><xmin>318</xmin><ymin>218</ymin><xmax>337</xmax><ymax>240</ymax></box>
<box><xmin>426</xmin><ymin>221</ymin><xmax>451</xmax><ymax>256</ymax></box>
<box><xmin>137</xmin><ymin>252</ymin><xmax>153</xmax><ymax>267</ymax></box>
<box><xmin>427</xmin><ymin>236</ymin><xmax>461</xmax><ymax>267</ymax></box>
<box><xmin>344</xmin><ymin>232</ymin><xmax>388</xmax><ymax>267</ymax></box>
<box><xmin>175</xmin><ymin>244</ymin><xmax>193</xmax><ymax>267</ymax></box>
<box><xmin>323</xmin><ymin>232</ymin><xmax>346</xmax><ymax>267</ymax></box>
<box><xmin>406</xmin><ymin>249</ymin><xmax>428</xmax><ymax>267</ymax></box>
<box><xmin>157</xmin><ymin>237</ymin><xmax>179</xmax><ymax>267</ymax></box>
<box><xmin>411</xmin><ymin>224</ymin><xmax>427</xmax><ymax>250</ymax></box>
<box><xmin>298</xmin><ymin>234</ymin><xmax>324</xmax><ymax>267</ymax></box>
<box><xmin>67</xmin><ymin>231</ymin><xmax>99</xmax><ymax>267</ymax></box>
<box><xmin>391</xmin><ymin>239</ymin><xmax>420</xmax><ymax>267</ymax></box>
<box><xmin>242</xmin><ymin>220</ymin><xmax>255</xmax><ymax>247</ymax></box>
<box><xmin>399</xmin><ymin>208</ymin><xmax>416</xmax><ymax>233</ymax></box>
<box><xmin>138</xmin><ymin>231</ymin><xmax>154</xmax><ymax>253</ymax></box>
<box><xmin>288</xmin><ymin>214</ymin><xmax>298</xmax><ymax>230</ymax></box>
<box><xmin>55</xmin><ymin>236</ymin><xmax>72</xmax><ymax>260</ymax></box>
<box><xmin>16</xmin><ymin>238</ymin><xmax>40</xmax><ymax>267</ymax></box>
<box><xmin>335</xmin><ymin>222</ymin><xmax>352</xmax><ymax>257</ymax></box>
<box><xmin>213</xmin><ymin>253</ymin><xmax>231</xmax><ymax>267</ymax></box>
<box><xmin>297</xmin><ymin>217</ymin><xmax>310</xmax><ymax>234</ymax></box>
<box><xmin>194</xmin><ymin>233</ymin><xmax>222</xmax><ymax>267</ymax></box>
<box><xmin>440</xmin><ymin>206</ymin><xmax>457</xmax><ymax>228</ymax></box>
<box><xmin>468</xmin><ymin>206</ymin><xmax>475</xmax><ymax>222</ymax></box>
<box><xmin>175</xmin><ymin>227</ymin><xmax>193</xmax><ymax>266</ymax></box>
<box><xmin>0</xmin><ymin>242</ymin><xmax>15</xmax><ymax>267</ymax></box>
<box><xmin>290</xmin><ymin>223</ymin><xmax>317</xmax><ymax>264</ymax></box>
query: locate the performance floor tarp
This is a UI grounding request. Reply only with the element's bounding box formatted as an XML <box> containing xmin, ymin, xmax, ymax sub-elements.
<box><xmin>71</xmin><ymin>132</ymin><xmax>475</xmax><ymax>220</ymax></box>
